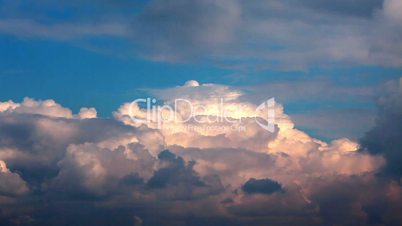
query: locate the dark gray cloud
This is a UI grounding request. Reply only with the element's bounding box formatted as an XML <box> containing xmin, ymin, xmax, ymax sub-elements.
<box><xmin>147</xmin><ymin>150</ymin><xmax>224</xmax><ymax>201</ymax></box>
<box><xmin>0</xmin><ymin>114</ymin><xmax>138</xmax><ymax>187</ymax></box>
<box><xmin>242</xmin><ymin>178</ymin><xmax>283</xmax><ymax>194</ymax></box>
<box><xmin>148</xmin><ymin>150</ymin><xmax>204</xmax><ymax>189</ymax></box>
<box><xmin>360</xmin><ymin>79</ymin><xmax>402</xmax><ymax>177</ymax></box>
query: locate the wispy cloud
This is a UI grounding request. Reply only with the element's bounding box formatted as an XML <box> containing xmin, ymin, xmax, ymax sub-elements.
<box><xmin>0</xmin><ymin>0</ymin><xmax>401</xmax><ymax>68</ymax></box>
<box><xmin>0</xmin><ymin>19</ymin><xmax>128</xmax><ymax>40</ymax></box>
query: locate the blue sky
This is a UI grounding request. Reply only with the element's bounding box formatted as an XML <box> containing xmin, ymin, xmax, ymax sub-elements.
<box><xmin>1</xmin><ymin>33</ymin><xmax>400</xmax><ymax>140</ymax></box>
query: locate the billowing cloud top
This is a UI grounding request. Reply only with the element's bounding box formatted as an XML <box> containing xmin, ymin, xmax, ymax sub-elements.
<box><xmin>0</xmin><ymin>80</ymin><xmax>400</xmax><ymax>226</ymax></box>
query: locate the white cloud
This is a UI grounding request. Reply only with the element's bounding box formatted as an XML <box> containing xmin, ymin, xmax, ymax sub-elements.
<box><xmin>78</xmin><ymin>107</ymin><xmax>97</xmax><ymax>119</ymax></box>
<box><xmin>0</xmin><ymin>98</ymin><xmax>72</xmax><ymax>118</ymax></box>
<box><xmin>115</xmin><ymin>80</ymin><xmax>385</xmax><ymax>190</ymax></box>
<box><xmin>0</xmin><ymin>98</ymin><xmax>99</xmax><ymax>120</ymax></box>
<box><xmin>53</xmin><ymin>143</ymin><xmax>156</xmax><ymax>196</ymax></box>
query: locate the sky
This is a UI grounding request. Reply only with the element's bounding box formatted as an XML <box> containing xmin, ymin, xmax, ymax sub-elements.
<box><xmin>0</xmin><ymin>0</ymin><xmax>402</xmax><ymax>226</ymax></box>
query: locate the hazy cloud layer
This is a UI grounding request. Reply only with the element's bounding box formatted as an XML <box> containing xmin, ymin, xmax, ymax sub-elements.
<box><xmin>0</xmin><ymin>0</ymin><xmax>401</xmax><ymax>68</ymax></box>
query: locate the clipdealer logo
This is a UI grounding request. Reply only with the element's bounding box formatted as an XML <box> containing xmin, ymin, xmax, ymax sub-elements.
<box><xmin>128</xmin><ymin>98</ymin><xmax>276</xmax><ymax>132</ymax></box>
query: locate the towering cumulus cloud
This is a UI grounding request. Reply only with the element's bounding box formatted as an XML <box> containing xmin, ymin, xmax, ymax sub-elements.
<box><xmin>0</xmin><ymin>80</ymin><xmax>400</xmax><ymax>226</ymax></box>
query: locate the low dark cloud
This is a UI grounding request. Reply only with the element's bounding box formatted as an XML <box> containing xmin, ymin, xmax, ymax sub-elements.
<box><xmin>148</xmin><ymin>150</ymin><xmax>204</xmax><ymax>188</ymax></box>
<box><xmin>242</xmin><ymin>178</ymin><xmax>283</xmax><ymax>194</ymax></box>
<box><xmin>0</xmin><ymin>114</ymin><xmax>139</xmax><ymax>188</ymax></box>
<box><xmin>360</xmin><ymin>79</ymin><xmax>402</xmax><ymax>178</ymax></box>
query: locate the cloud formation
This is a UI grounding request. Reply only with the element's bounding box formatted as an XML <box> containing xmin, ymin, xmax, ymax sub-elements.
<box><xmin>361</xmin><ymin>78</ymin><xmax>402</xmax><ymax>178</ymax></box>
<box><xmin>0</xmin><ymin>81</ymin><xmax>400</xmax><ymax>225</ymax></box>
<box><xmin>242</xmin><ymin>178</ymin><xmax>283</xmax><ymax>194</ymax></box>
<box><xmin>0</xmin><ymin>160</ymin><xmax>29</xmax><ymax>196</ymax></box>
<box><xmin>0</xmin><ymin>0</ymin><xmax>401</xmax><ymax>68</ymax></box>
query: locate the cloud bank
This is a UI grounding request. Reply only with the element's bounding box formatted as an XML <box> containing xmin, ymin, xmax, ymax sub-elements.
<box><xmin>0</xmin><ymin>0</ymin><xmax>401</xmax><ymax>68</ymax></box>
<box><xmin>0</xmin><ymin>80</ymin><xmax>400</xmax><ymax>226</ymax></box>
<box><xmin>361</xmin><ymin>78</ymin><xmax>402</xmax><ymax>178</ymax></box>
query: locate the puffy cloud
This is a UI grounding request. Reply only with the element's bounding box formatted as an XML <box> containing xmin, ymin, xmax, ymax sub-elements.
<box><xmin>0</xmin><ymin>81</ymin><xmax>398</xmax><ymax>225</ymax></box>
<box><xmin>0</xmin><ymin>98</ymin><xmax>98</xmax><ymax>119</ymax></box>
<box><xmin>0</xmin><ymin>160</ymin><xmax>29</xmax><ymax>196</ymax></box>
<box><xmin>115</xmin><ymin>81</ymin><xmax>283</xmax><ymax>152</ymax></box>
<box><xmin>184</xmin><ymin>80</ymin><xmax>200</xmax><ymax>87</ymax></box>
<box><xmin>0</xmin><ymin>98</ymin><xmax>162</xmax><ymax>193</ymax></box>
<box><xmin>0</xmin><ymin>100</ymin><xmax>19</xmax><ymax>112</ymax></box>
<box><xmin>78</xmin><ymin>107</ymin><xmax>97</xmax><ymax>119</ymax></box>
<box><xmin>147</xmin><ymin>150</ymin><xmax>199</xmax><ymax>189</ymax></box>
<box><xmin>53</xmin><ymin>143</ymin><xmax>156</xmax><ymax>196</ymax></box>
<box><xmin>146</xmin><ymin>150</ymin><xmax>224</xmax><ymax>200</ymax></box>
<box><xmin>0</xmin><ymin>98</ymin><xmax>73</xmax><ymax>118</ymax></box>
<box><xmin>116</xmin><ymin>80</ymin><xmax>385</xmax><ymax>182</ymax></box>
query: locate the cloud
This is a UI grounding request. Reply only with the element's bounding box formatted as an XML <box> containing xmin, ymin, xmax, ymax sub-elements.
<box><xmin>288</xmin><ymin>0</ymin><xmax>383</xmax><ymax>17</ymax></box>
<box><xmin>115</xmin><ymin>81</ymin><xmax>282</xmax><ymax>152</ymax></box>
<box><xmin>383</xmin><ymin>0</ymin><xmax>402</xmax><ymax>24</ymax></box>
<box><xmin>0</xmin><ymin>160</ymin><xmax>29</xmax><ymax>196</ymax></box>
<box><xmin>239</xmin><ymin>78</ymin><xmax>379</xmax><ymax>140</ymax></box>
<box><xmin>52</xmin><ymin>143</ymin><xmax>155</xmax><ymax>196</ymax></box>
<box><xmin>1</xmin><ymin>98</ymin><xmax>96</xmax><ymax>120</ymax></box>
<box><xmin>0</xmin><ymin>19</ymin><xmax>128</xmax><ymax>40</ymax></box>
<box><xmin>0</xmin><ymin>97</ymin><xmax>73</xmax><ymax>118</ymax></box>
<box><xmin>147</xmin><ymin>150</ymin><xmax>202</xmax><ymax>189</ymax></box>
<box><xmin>127</xmin><ymin>0</ymin><xmax>402</xmax><ymax>67</ymax></box>
<box><xmin>360</xmin><ymin>78</ymin><xmax>402</xmax><ymax>178</ymax></box>
<box><xmin>0</xmin><ymin>0</ymin><xmax>401</xmax><ymax>68</ymax></box>
<box><xmin>78</xmin><ymin>107</ymin><xmax>97</xmax><ymax>119</ymax></box>
<box><xmin>0</xmin><ymin>98</ymin><xmax>162</xmax><ymax>190</ymax></box>
<box><xmin>146</xmin><ymin>150</ymin><xmax>224</xmax><ymax>200</ymax></box>
<box><xmin>132</xmin><ymin>0</ymin><xmax>241</xmax><ymax>62</ymax></box>
<box><xmin>290</xmin><ymin>108</ymin><xmax>376</xmax><ymax>140</ymax></box>
<box><xmin>0</xmin><ymin>81</ymin><xmax>399</xmax><ymax>225</ymax></box>
<box><xmin>242</xmin><ymin>178</ymin><xmax>283</xmax><ymax>194</ymax></box>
